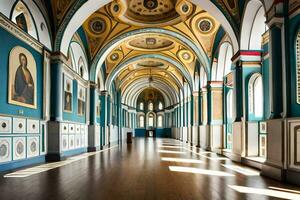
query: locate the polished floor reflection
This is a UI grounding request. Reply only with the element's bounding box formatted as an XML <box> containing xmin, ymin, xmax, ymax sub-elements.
<box><xmin>0</xmin><ymin>138</ymin><xmax>300</xmax><ymax>200</ymax></box>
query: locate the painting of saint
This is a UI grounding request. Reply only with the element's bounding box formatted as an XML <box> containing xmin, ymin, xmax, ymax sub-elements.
<box><xmin>16</xmin><ymin>13</ymin><xmax>28</xmax><ymax>33</ymax></box>
<box><xmin>9</xmin><ymin>46</ymin><xmax>36</xmax><ymax>108</ymax></box>
<box><xmin>13</xmin><ymin>53</ymin><xmax>34</xmax><ymax>104</ymax></box>
<box><xmin>77</xmin><ymin>86</ymin><xmax>85</xmax><ymax>116</ymax></box>
<box><xmin>64</xmin><ymin>76</ymin><xmax>73</xmax><ymax>112</ymax></box>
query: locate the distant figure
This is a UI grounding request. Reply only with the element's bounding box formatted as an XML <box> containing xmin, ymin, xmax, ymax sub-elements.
<box><xmin>14</xmin><ymin>53</ymin><xmax>34</xmax><ymax>105</ymax></box>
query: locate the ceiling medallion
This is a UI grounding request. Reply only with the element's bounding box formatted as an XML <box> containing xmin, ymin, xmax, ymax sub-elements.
<box><xmin>107</xmin><ymin>50</ymin><xmax>123</xmax><ymax>63</ymax></box>
<box><xmin>88</xmin><ymin>17</ymin><xmax>106</xmax><ymax>35</ymax></box>
<box><xmin>144</xmin><ymin>0</ymin><xmax>158</xmax><ymax>10</ymax></box>
<box><xmin>137</xmin><ymin>60</ymin><xmax>164</xmax><ymax>68</ymax></box>
<box><xmin>177</xmin><ymin>49</ymin><xmax>194</xmax><ymax>64</ymax></box>
<box><xmin>198</xmin><ymin>18</ymin><xmax>214</xmax><ymax>34</ymax></box>
<box><xmin>110</xmin><ymin>0</ymin><xmax>193</xmax><ymax>27</ymax></box>
<box><xmin>127</xmin><ymin>35</ymin><xmax>174</xmax><ymax>51</ymax></box>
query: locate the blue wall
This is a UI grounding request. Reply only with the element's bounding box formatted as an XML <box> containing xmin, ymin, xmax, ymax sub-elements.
<box><xmin>0</xmin><ymin>27</ymin><xmax>44</xmax><ymax>119</ymax></box>
<box><xmin>63</xmin><ymin>80</ymin><xmax>86</xmax><ymax>123</ymax></box>
<box><xmin>134</xmin><ymin>128</ymin><xmax>171</xmax><ymax>138</ymax></box>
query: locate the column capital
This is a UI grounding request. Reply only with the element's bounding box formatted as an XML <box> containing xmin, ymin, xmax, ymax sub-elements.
<box><xmin>192</xmin><ymin>91</ymin><xmax>199</xmax><ymax>96</ymax></box>
<box><xmin>100</xmin><ymin>90</ymin><xmax>109</xmax><ymax>96</ymax></box>
<box><xmin>89</xmin><ymin>81</ymin><xmax>97</xmax><ymax>88</ymax></box>
<box><xmin>231</xmin><ymin>50</ymin><xmax>262</xmax><ymax>65</ymax></box>
<box><xmin>265</xmin><ymin>1</ymin><xmax>284</xmax><ymax>26</ymax></box>
<box><xmin>50</xmin><ymin>52</ymin><xmax>68</xmax><ymax>64</ymax></box>
<box><xmin>207</xmin><ymin>81</ymin><xmax>223</xmax><ymax>89</ymax></box>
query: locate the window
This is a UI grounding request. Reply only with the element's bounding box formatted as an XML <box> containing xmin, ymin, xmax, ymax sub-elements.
<box><xmin>139</xmin><ymin>115</ymin><xmax>144</xmax><ymax>128</ymax></box>
<box><xmin>157</xmin><ymin>115</ymin><xmax>163</xmax><ymax>127</ymax></box>
<box><xmin>139</xmin><ymin>102</ymin><xmax>144</xmax><ymax>110</ymax></box>
<box><xmin>158</xmin><ymin>102</ymin><xmax>163</xmax><ymax>110</ymax></box>
<box><xmin>254</xmin><ymin>76</ymin><xmax>263</xmax><ymax>117</ymax></box>
<box><xmin>148</xmin><ymin>102</ymin><xmax>153</xmax><ymax>111</ymax></box>
<box><xmin>148</xmin><ymin>114</ymin><xmax>154</xmax><ymax>127</ymax></box>
<box><xmin>249</xmin><ymin>74</ymin><xmax>263</xmax><ymax>118</ymax></box>
<box><xmin>80</xmin><ymin>66</ymin><xmax>84</xmax><ymax>78</ymax></box>
<box><xmin>296</xmin><ymin>31</ymin><xmax>300</xmax><ymax>104</ymax></box>
<box><xmin>227</xmin><ymin>90</ymin><xmax>233</xmax><ymax>119</ymax></box>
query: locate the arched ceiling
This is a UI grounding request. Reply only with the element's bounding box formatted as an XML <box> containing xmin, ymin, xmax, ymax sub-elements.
<box><xmin>47</xmin><ymin>0</ymin><xmax>267</xmax><ymax>108</ymax></box>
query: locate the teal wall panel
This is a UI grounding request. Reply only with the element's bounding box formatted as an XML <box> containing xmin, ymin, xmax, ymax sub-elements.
<box><xmin>63</xmin><ymin>80</ymin><xmax>86</xmax><ymax>123</ymax></box>
<box><xmin>0</xmin><ymin>27</ymin><xmax>43</xmax><ymax>119</ymax></box>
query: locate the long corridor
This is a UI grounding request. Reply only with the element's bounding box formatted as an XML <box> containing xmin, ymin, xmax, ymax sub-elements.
<box><xmin>0</xmin><ymin>138</ymin><xmax>300</xmax><ymax>200</ymax></box>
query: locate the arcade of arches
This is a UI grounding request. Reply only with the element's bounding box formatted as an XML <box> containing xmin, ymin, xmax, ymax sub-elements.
<box><xmin>1</xmin><ymin>0</ymin><xmax>300</xmax><ymax>199</ymax></box>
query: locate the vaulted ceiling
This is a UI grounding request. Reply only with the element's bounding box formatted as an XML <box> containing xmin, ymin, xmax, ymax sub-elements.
<box><xmin>48</xmin><ymin>0</ymin><xmax>247</xmax><ymax>107</ymax></box>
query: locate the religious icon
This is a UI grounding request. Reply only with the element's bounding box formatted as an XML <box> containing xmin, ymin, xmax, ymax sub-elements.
<box><xmin>16</xmin><ymin>13</ymin><xmax>28</xmax><ymax>33</ymax></box>
<box><xmin>8</xmin><ymin>46</ymin><xmax>36</xmax><ymax>108</ymax></box>
<box><xmin>64</xmin><ymin>75</ymin><xmax>73</xmax><ymax>112</ymax></box>
<box><xmin>77</xmin><ymin>85</ymin><xmax>86</xmax><ymax>116</ymax></box>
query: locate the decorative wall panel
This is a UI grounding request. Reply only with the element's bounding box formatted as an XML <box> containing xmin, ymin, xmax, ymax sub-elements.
<box><xmin>13</xmin><ymin>118</ymin><xmax>26</xmax><ymax>133</ymax></box>
<box><xmin>27</xmin><ymin>119</ymin><xmax>39</xmax><ymax>134</ymax></box>
<box><xmin>0</xmin><ymin>117</ymin><xmax>12</xmax><ymax>133</ymax></box>
<box><xmin>27</xmin><ymin>137</ymin><xmax>39</xmax><ymax>158</ymax></box>
<box><xmin>69</xmin><ymin>135</ymin><xmax>75</xmax><ymax>150</ymax></box>
<box><xmin>61</xmin><ymin>123</ymin><xmax>69</xmax><ymax>134</ymax></box>
<box><xmin>69</xmin><ymin>124</ymin><xmax>75</xmax><ymax>134</ymax></box>
<box><xmin>13</xmin><ymin>137</ymin><xmax>26</xmax><ymax>160</ymax></box>
<box><xmin>61</xmin><ymin>134</ymin><xmax>68</xmax><ymax>151</ymax></box>
<box><xmin>0</xmin><ymin>137</ymin><xmax>12</xmax><ymax>163</ymax></box>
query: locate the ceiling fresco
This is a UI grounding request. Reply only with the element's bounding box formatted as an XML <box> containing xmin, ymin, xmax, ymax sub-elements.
<box><xmin>137</xmin><ymin>88</ymin><xmax>165</xmax><ymax>106</ymax></box>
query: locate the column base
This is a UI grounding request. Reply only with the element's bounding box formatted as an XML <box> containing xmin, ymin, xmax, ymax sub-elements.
<box><xmin>46</xmin><ymin>153</ymin><xmax>66</xmax><ymax>162</ymax></box>
<box><xmin>88</xmin><ymin>146</ymin><xmax>101</xmax><ymax>152</ymax></box>
<box><xmin>261</xmin><ymin>162</ymin><xmax>286</xmax><ymax>182</ymax></box>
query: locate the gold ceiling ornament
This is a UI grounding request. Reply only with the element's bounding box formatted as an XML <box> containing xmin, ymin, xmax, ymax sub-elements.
<box><xmin>137</xmin><ymin>60</ymin><xmax>165</xmax><ymax>68</ymax></box>
<box><xmin>175</xmin><ymin>0</ymin><xmax>194</xmax><ymax>21</ymax></box>
<box><xmin>109</xmin><ymin>0</ymin><xmax>194</xmax><ymax>27</ymax></box>
<box><xmin>197</xmin><ymin>17</ymin><xmax>215</xmax><ymax>35</ymax></box>
<box><xmin>126</xmin><ymin>34</ymin><xmax>175</xmax><ymax>51</ymax></box>
<box><xmin>107</xmin><ymin>50</ymin><xmax>124</xmax><ymax>63</ymax></box>
<box><xmin>83</xmin><ymin>13</ymin><xmax>111</xmax><ymax>38</ymax></box>
<box><xmin>177</xmin><ymin>49</ymin><xmax>194</xmax><ymax>64</ymax></box>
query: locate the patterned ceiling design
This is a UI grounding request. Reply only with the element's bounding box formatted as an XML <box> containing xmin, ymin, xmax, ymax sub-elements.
<box><xmin>48</xmin><ymin>0</ymin><xmax>245</xmax><ymax>95</ymax></box>
<box><xmin>127</xmin><ymin>35</ymin><xmax>174</xmax><ymax>51</ymax></box>
<box><xmin>110</xmin><ymin>0</ymin><xmax>194</xmax><ymax>27</ymax></box>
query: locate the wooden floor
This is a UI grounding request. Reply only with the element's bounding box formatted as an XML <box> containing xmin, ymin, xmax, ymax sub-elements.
<box><xmin>0</xmin><ymin>138</ymin><xmax>300</xmax><ymax>200</ymax></box>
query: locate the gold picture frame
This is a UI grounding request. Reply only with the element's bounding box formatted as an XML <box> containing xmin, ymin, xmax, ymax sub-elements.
<box><xmin>8</xmin><ymin>46</ymin><xmax>37</xmax><ymax>109</ymax></box>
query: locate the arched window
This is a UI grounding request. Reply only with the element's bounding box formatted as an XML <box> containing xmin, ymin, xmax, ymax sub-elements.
<box><xmin>139</xmin><ymin>102</ymin><xmax>144</xmax><ymax>110</ymax></box>
<box><xmin>158</xmin><ymin>102</ymin><xmax>163</xmax><ymax>110</ymax></box>
<box><xmin>227</xmin><ymin>90</ymin><xmax>233</xmax><ymax>119</ymax></box>
<box><xmin>200</xmin><ymin>67</ymin><xmax>207</xmax><ymax>88</ymax></box>
<box><xmin>139</xmin><ymin>115</ymin><xmax>144</xmax><ymax>128</ymax></box>
<box><xmin>148</xmin><ymin>102</ymin><xmax>153</xmax><ymax>111</ymax></box>
<box><xmin>249</xmin><ymin>74</ymin><xmax>263</xmax><ymax>118</ymax></box>
<box><xmin>296</xmin><ymin>31</ymin><xmax>300</xmax><ymax>104</ymax></box>
<box><xmin>157</xmin><ymin>115</ymin><xmax>163</xmax><ymax>127</ymax></box>
<box><xmin>216</xmin><ymin>42</ymin><xmax>233</xmax><ymax>81</ymax></box>
<box><xmin>148</xmin><ymin>114</ymin><xmax>154</xmax><ymax>127</ymax></box>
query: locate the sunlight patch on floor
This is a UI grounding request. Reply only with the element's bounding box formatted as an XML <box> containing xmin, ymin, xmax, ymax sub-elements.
<box><xmin>4</xmin><ymin>145</ymin><xmax>118</xmax><ymax>178</ymax></box>
<box><xmin>184</xmin><ymin>148</ymin><xmax>230</xmax><ymax>161</ymax></box>
<box><xmin>158</xmin><ymin>150</ymin><xmax>186</xmax><ymax>154</ymax></box>
<box><xmin>228</xmin><ymin>185</ymin><xmax>300</xmax><ymax>200</ymax></box>
<box><xmin>169</xmin><ymin>166</ymin><xmax>235</xmax><ymax>177</ymax></box>
<box><xmin>221</xmin><ymin>164</ymin><xmax>260</xmax><ymax>176</ymax></box>
<box><xmin>161</xmin><ymin>157</ymin><xmax>204</xmax><ymax>164</ymax></box>
<box><xmin>159</xmin><ymin>145</ymin><xmax>184</xmax><ymax>149</ymax></box>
